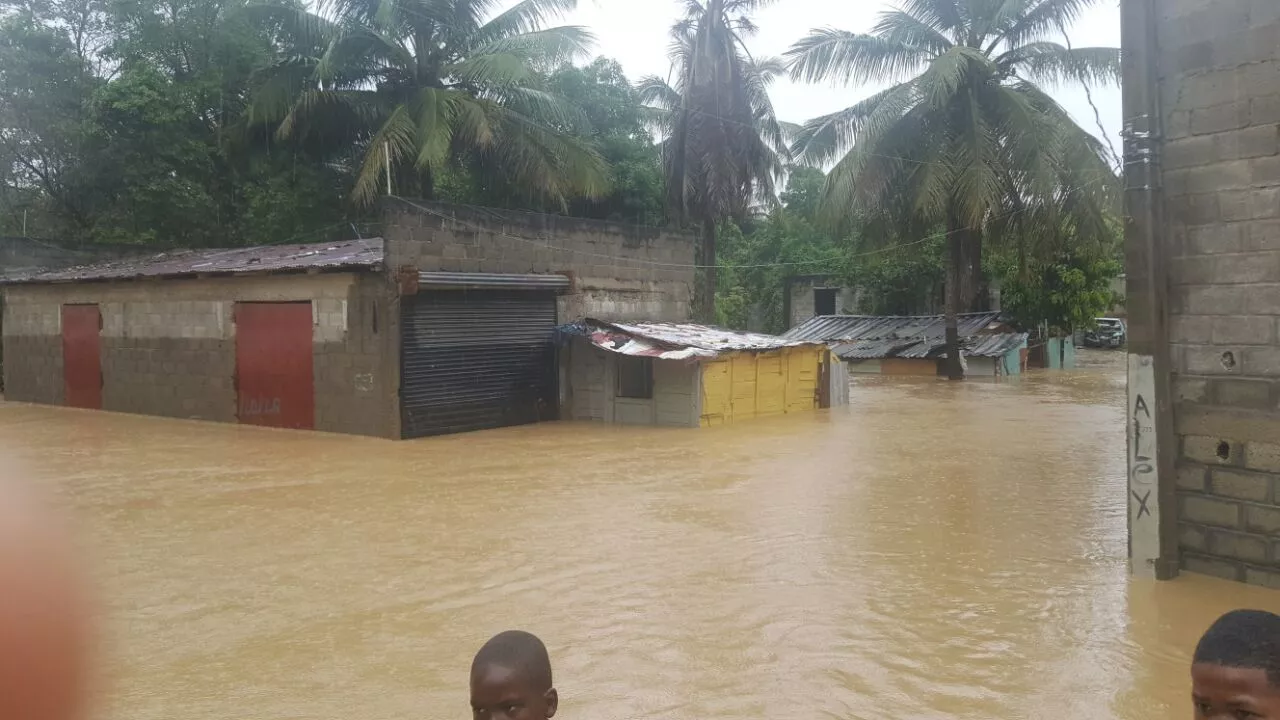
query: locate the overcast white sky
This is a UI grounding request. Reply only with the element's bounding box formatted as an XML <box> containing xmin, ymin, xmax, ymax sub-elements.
<box><xmin>551</xmin><ymin>0</ymin><xmax>1123</xmax><ymax>156</ymax></box>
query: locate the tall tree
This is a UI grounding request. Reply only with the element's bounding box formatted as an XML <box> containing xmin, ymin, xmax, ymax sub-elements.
<box><xmin>787</xmin><ymin>0</ymin><xmax>1119</xmax><ymax>378</ymax></box>
<box><xmin>638</xmin><ymin>0</ymin><xmax>788</xmax><ymax>322</ymax></box>
<box><xmin>247</xmin><ymin>0</ymin><xmax>610</xmax><ymax>207</ymax></box>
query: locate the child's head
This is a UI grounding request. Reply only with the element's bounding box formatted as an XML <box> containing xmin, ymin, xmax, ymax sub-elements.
<box><xmin>1192</xmin><ymin>609</ymin><xmax>1280</xmax><ymax>719</ymax></box>
<box><xmin>470</xmin><ymin>631</ymin><xmax>557</xmax><ymax>720</ymax></box>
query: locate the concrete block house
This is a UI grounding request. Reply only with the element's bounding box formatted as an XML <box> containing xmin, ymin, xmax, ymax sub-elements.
<box><xmin>1</xmin><ymin>201</ymin><xmax>698</xmax><ymax>439</ymax></box>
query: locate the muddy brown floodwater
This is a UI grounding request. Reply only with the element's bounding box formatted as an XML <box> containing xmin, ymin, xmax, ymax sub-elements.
<box><xmin>1</xmin><ymin>350</ymin><xmax>1277</xmax><ymax>720</ymax></box>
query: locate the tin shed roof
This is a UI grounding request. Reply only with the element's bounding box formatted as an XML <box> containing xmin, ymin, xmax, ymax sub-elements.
<box><xmin>831</xmin><ymin>332</ymin><xmax>1027</xmax><ymax>361</ymax></box>
<box><xmin>1</xmin><ymin>238</ymin><xmax>384</xmax><ymax>284</ymax></box>
<box><xmin>559</xmin><ymin>319</ymin><xmax>824</xmax><ymax>361</ymax></box>
<box><xmin>783</xmin><ymin>311</ymin><xmax>1006</xmax><ymax>343</ymax></box>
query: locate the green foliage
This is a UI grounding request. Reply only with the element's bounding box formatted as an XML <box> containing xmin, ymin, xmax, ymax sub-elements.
<box><xmin>716</xmin><ymin>168</ymin><xmax>851</xmax><ymax>333</ymax></box>
<box><xmin>998</xmin><ymin>243</ymin><xmax>1123</xmax><ymax>335</ymax></box>
<box><xmin>443</xmin><ymin>57</ymin><xmax>664</xmax><ymax>225</ymax></box>
<box><xmin>247</xmin><ymin>0</ymin><xmax>609</xmax><ymax>207</ymax></box>
<box><xmin>849</xmin><ymin>232</ymin><xmax>946</xmax><ymax>316</ymax></box>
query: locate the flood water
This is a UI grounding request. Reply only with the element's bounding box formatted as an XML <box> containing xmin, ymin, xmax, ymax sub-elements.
<box><xmin>1</xmin><ymin>350</ymin><xmax>1277</xmax><ymax>720</ymax></box>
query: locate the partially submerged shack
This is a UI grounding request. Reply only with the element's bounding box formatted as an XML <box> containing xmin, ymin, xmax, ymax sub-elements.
<box><xmin>559</xmin><ymin>319</ymin><xmax>847</xmax><ymax>427</ymax></box>
<box><xmin>785</xmin><ymin>312</ymin><xmax>1028</xmax><ymax>378</ymax></box>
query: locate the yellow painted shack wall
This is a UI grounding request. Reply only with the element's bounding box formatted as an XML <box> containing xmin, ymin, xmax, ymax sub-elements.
<box><xmin>700</xmin><ymin>346</ymin><xmax>823</xmax><ymax>426</ymax></box>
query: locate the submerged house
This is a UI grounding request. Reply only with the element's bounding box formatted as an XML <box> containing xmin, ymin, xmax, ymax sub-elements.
<box><xmin>0</xmin><ymin>201</ymin><xmax>702</xmax><ymax>439</ymax></box>
<box><xmin>559</xmin><ymin>319</ymin><xmax>847</xmax><ymax>427</ymax></box>
<box><xmin>784</xmin><ymin>312</ymin><xmax>1028</xmax><ymax>378</ymax></box>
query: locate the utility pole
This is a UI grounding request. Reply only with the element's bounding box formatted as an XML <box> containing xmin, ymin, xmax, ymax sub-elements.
<box><xmin>1121</xmin><ymin>0</ymin><xmax>1178</xmax><ymax>580</ymax></box>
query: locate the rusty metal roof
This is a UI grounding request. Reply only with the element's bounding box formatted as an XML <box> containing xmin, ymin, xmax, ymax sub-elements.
<box><xmin>783</xmin><ymin>311</ymin><xmax>1006</xmax><ymax>343</ymax></box>
<box><xmin>832</xmin><ymin>332</ymin><xmax>1027</xmax><ymax>361</ymax></box>
<box><xmin>0</xmin><ymin>238</ymin><xmax>384</xmax><ymax>284</ymax></box>
<box><xmin>560</xmin><ymin>319</ymin><xmax>824</xmax><ymax>361</ymax></box>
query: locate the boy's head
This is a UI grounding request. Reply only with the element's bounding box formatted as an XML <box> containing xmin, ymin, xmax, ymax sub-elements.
<box><xmin>470</xmin><ymin>631</ymin><xmax>557</xmax><ymax>720</ymax></box>
<box><xmin>1192</xmin><ymin>609</ymin><xmax>1280</xmax><ymax>719</ymax></box>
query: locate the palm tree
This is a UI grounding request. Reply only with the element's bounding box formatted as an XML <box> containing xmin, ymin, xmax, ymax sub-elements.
<box><xmin>787</xmin><ymin>0</ymin><xmax>1119</xmax><ymax>378</ymax></box>
<box><xmin>246</xmin><ymin>0</ymin><xmax>609</xmax><ymax>206</ymax></box>
<box><xmin>637</xmin><ymin>0</ymin><xmax>788</xmax><ymax>323</ymax></box>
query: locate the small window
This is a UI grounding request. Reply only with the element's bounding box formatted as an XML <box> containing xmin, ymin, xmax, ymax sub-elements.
<box><xmin>617</xmin><ymin>356</ymin><xmax>654</xmax><ymax>399</ymax></box>
<box><xmin>814</xmin><ymin>288</ymin><xmax>838</xmax><ymax>316</ymax></box>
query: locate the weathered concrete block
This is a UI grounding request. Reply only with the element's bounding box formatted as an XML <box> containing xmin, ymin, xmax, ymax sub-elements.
<box><xmin>1173</xmin><ymin>194</ymin><xmax>1221</xmax><ymax>225</ymax></box>
<box><xmin>1244</xmin><ymin>567</ymin><xmax>1280</xmax><ymax>589</ymax></box>
<box><xmin>1176</xmin><ymin>376</ymin><xmax>1210</xmax><ymax>403</ymax></box>
<box><xmin>1183</xmin><ymin>494</ymin><xmax>1243</xmax><ymax>527</ymax></box>
<box><xmin>1174</xmin><ymin>254</ymin><xmax>1280</xmax><ymax>285</ymax></box>
<box><xmin>1187</xmin><ymin>160</ymin><xmax>1253</xmax><ymax>192</ymax></box>
<box><xmin>1210</xmin><ymin>468</ymin><xmax>1274</xmax><ymax>501</ymax></box>
<box><xmin>1180</xmin><ymin>522</ymin><xmax>1209</xmax><ymax>552</ymax></box>
<box><xmin>1245</xmin><ymin>504</ymin><xmax>1280</xmax><ymax>533</ymax></box>
<box><xmin>1253</xmin><ymin>95</ymin><xmax>1280</xmax><ymax>126</ymax></box>
<box><xmin>1183</xmin><ymin>552</ymin><xmax>1244</xmax><ymax>581</ymax></box>
<box><xmin>1211</xmin><ymin>378</ymin><xmax>1275</xmax><ymax>409</ymax></box>
<box><xmin>1246</xmin><ymin>441</ymin><xmax>1280</xmax><ymax>473</ymax></box>
<box><xmin>1248</xmin><ymin>285</ymin><xmax>1280</xmax><ymax>314</ymax></box>
<box><xmin>1243</xmin><ymin>347</ymin><xmax>1280</xmax><ymax>376</ymax></box>
<box><xmin>1220</xmin><ymin>188</ymin><xmax>1280</xmax><ymax>221</ymax></box>
<box><xmin>1177</xmin><ymin>463</ymin><xmax>1210</xmax><ymax>491</ymax></box>
<box><xmin>1185</xmin><ymin>434</ymin><xmax>1242</xmax><ymax>464</ymax></box>
<box><xmin>1193</xmin><ymin>102</ymin><xmax>1251</xmax><ymax>135</ymax></box>
<box><xmin>1176</xmin><ymin>285</ymin><xmax>1250</xmax><ymax>315</ymax></box>
<box><xmin>1208</xmin><ymin>529</ymin><xmax>1270</xmax><ymax>562</ymax></box>
<box><xmin>1184</xmin><ymin>345</ymin><xmax>1244</xmax><ymax>375</ymax></box>
<box><xmin>1213</xmin><ymin>315</ymin><xmax>1277</xmax><ymax>344</ymax></box>
<box><xmin>1245</xmin><ymin>219</ymin><xmax>1280</xmax><ymax>250</ymax></box>
<box><xmin>1219</xmin><ymin>125</ymin><xmax>1280</xmax><ymax>161</ymax></box>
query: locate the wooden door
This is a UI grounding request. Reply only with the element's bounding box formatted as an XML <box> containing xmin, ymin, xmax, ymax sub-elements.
<box><xmin>61</xmin><ymin>305</ymin><xmax>102</xmax><ymax>409</ymax></box>
<box><xmin>235</xmin><ymin>302</ymin><xmax>314</xmax><ymax>430</ymax></box>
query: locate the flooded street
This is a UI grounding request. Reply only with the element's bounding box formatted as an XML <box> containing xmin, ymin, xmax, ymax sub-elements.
<box><xmin>1</xmin><ymin>350</ymin><xmax>1276</xmax><ymax>720</ymax></box>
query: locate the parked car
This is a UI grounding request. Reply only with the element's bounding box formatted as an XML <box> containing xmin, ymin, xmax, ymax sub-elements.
<box><xmin>1084</xmin><ymin>318</ymin><xmax>1126</xmax><ymax>348</ymax></box>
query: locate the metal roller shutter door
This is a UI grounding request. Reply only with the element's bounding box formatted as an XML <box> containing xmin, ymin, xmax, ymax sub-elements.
<box><xmin>401</xmin><ymin>290</ymin><xmax>558</xmax><ymax>438</ymax></box>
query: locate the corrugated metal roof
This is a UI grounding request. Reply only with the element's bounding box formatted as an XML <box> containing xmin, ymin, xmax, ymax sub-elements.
<box><xmin>784</xmin><ymin>311</ymin><xmax>1006</xmax><ymax>342</ymax></box>
<box><xmin>832</xmin><ymin>332</ymin><xmax>1027</xmax><ymax>361</ymax></box>
<box><xmin>965</xmin><ymin>333</ymin><xmax>1029</xmax><ymax>358</ymax></box>
<box><xmin>1</xmin><ymin>238</ymin><xmax>384</xmax><ymax>284</ymax></box>
<box><xmin>560</xmin><ymin>319</ymin><xmax>824</xmax><ymax>361</ymax></box>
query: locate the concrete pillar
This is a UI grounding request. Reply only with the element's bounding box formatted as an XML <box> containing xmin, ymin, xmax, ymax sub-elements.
<box><xmin>1121</xmin><ymin>0</ymin><xmax>1180</xmax><ymax>580</ymax></box>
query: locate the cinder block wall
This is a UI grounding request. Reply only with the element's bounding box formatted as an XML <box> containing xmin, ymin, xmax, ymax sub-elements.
<box><xmin>382</xmin><ymin>200</ymin><xmax>697</xmax><ymax>323</ymax></box>
<box><xmin>1</xmin><ymin>273</ymin><xmax>398</xmax><ymax>438</ymax></box>
<box><xmin>1158</xmin><ymin>0</ymin><xmax>1280</xmax><ymax>586</ymax></box>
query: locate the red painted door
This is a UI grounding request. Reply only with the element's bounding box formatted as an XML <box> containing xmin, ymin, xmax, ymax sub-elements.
<box><xmin>61</xmin><ymin>305</ymin><xmax>102</xmax><ymax>410</ymax></box>
<box><xmin>235</xmin><ymin>302</ymin><xmax>314</xmax><ymax>430</ymax></box>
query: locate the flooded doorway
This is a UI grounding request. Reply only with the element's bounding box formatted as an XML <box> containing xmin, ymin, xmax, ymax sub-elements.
<box><xmin>60</xmin><ymin>304</ymin><xmax>101</xmax><ymax>409</ymax></box>
<box><xmin>234</xmin><ymin>302</ymin><xmax>314</xmax><ymax>429</ymax></box>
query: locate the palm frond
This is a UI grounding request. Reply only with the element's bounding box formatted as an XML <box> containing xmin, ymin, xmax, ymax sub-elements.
<box><xmin>786</xmin><ymin>28</ymin><xmax>932</xmax><ymax>86</ymax></box>
<box><xmin>914</xmin><ymin>45</ymin><xmax>994</xmax><ymax>110</ymax></box>
<box><xmin>473</xmin><ymin>0</ymin><xmax>579</xmax><ymax>44</ymax></box>
<box><xmin>789</xmin><ymin>83</ymin><xmax>916</xmax><ymax>167</ymax></box>
<box><xmin>352</xmin><ymin>103</ymin><xmax>416</xmax><ymax>204</ymax></box>
<box><xmin>446</xmin><ymin>53</ymin><xmax>532</xmax><ymax>88</ymax></box>
<box><xmin>1000</xmin><ymin>42</ymin><xmax>1120</xmax><ymax>87</ymax></box>
<box><xmin>470</xmin><ymin>26</ymin><xmax>594</xmax><ymax>68</ymax></box>
<box><xmin>871</xmin><ymin>8</ymin><xmax>955</xmax><ymax>57</ymax></box>
<box><xmin>996</xmin><ymin>0</ymin><xmax>1099</xmax><ymax>46</ymax></box>
<box><xmin>409</xmin><ymin>86</ymin><xmax>457</xmax><ymax>170</ymax></box>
